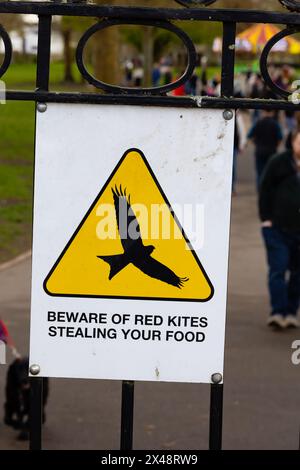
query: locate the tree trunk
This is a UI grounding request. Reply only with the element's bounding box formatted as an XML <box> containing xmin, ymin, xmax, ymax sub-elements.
<box><xmin>63</xmin><ymin>29</ymin><xmax>74</xmax><ymax>83</ymax></box>
<box><xmin>142</xmin><ymin>26</ymin><xmax>154</xmax><ymax>88</ymax></box>
<box><xmin>93</xmin><ymin>0</ymin><xmax>120</xmax><ymax>88</ymax></box>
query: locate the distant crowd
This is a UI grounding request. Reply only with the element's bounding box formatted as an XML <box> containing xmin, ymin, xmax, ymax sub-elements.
<box><xmin>122</xmin><ymin>56</ymin><xmax>298</xmax><ymax>99</ymax></box>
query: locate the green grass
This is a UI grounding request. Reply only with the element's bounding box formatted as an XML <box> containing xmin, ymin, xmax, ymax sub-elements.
<box><xmin>0</xmin><ymin>61</ymin><xmax>87</xmax><ymax>262</ymax></box>
<box><xmin>0</xmin><ymin>101</ymin><xmax>35</xmax><ymax>262</ymax></box>
<box><xmin>2</xmin><ymin>61</ymin><xmax>82</xmax><ymax>88</ymax></box>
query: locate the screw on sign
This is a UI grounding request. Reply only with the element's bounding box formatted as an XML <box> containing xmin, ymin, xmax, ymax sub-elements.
<box><xmin>29</xmin><ymin>364</ymin><xmax>41</xmax><ymax>376</ymax></box>
<box><xmin>37</xmin><ymin>102</ymin><xmax>47</xmax><ymax>113</ymax></box>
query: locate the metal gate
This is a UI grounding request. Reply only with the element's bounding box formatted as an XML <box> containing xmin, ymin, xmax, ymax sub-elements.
<box><xmin>0</xmin><ymin>0</ymin><xmax>299</xmax><ymax>451</ymax></box>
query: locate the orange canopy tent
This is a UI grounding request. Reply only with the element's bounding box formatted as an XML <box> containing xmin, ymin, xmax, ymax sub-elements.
<box><xmin>236</xmin><ymin>24</ymin><xmax>300</xmax><ymax>54</ymax></box>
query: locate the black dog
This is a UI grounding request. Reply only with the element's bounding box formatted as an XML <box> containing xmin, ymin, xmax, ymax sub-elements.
<box><xmin>4</xmin><ymin>357</ymin><xmax>49</xmax><ymax>439</ymax></box>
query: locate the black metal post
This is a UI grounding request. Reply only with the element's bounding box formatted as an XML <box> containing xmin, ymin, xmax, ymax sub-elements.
<box><xmin>120</xmin><ymin>380</ymin><xmax>135</xmax><ymax>450</ymax></box>
<box><xmin>28</xmin><ymin>14</ymin><xmax>52</xmax><ymax>452</ymax></box>
<box><xmin>221</xmin><ymin>22</ymin><xmax>236</xmax><ymax>98</ymax></box>
<box><xmin>36</xmin><ymin>14</ymin><xmax>52</xmax><ymax>91</ymax></box>
<box><xmin>29</xmin><ymin>377</ymin><xmax>43</xmax><ymax>450</ymax></box>
<box><xmin>209</xmin><ymin>383</ymin><xmax>224</xmax><ymax>450</ymax></box>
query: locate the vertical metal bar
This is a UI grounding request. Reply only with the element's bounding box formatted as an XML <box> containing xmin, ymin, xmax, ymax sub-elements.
<box><xmin>29</xmin><ymin>377</ymin><xmax>43</xmax><ymax>450</ymax></box>
<box><xmin>221</xmin><ymin>22</ymin><xmax>236</xmax><ymax>98</ymax></box>
<box><xmin>209</xmin><ymin>383</ymin><xmax>224</xmax><ymax>450</ymax></box>
<box><xmin>36</xmin><ymin>15</ymin><xmax>52</xmax><ymax>91</ymax></box>
<box><xmin>120</xmin><ymin>380</ymin><xmax>135</xmax><ymax>450</ymax></box>
<box><xmin>29</xmin><ymin>14</ymin><xmax>51</xmax><ymax>452</ymax></box>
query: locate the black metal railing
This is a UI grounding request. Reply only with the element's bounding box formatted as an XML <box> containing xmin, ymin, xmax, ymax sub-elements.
<box><xmin>0</xmin><ymin>1</ymin><xmax>300</xmax><ymax>109</ymax></box>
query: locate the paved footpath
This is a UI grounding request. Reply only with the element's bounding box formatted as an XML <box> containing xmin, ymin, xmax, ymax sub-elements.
<box><xmin>0</xmin><ymin>146</ymin><xmax>300</xmax><ymax>450</ymax></box>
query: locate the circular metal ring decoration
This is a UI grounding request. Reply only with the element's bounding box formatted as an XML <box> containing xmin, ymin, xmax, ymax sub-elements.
<box><xmin>0</xmin><ymin>25</ymin><xmax>12</xmax><ymax>79</ymax></box>
<box><xmin>279</xmin><ymin>0</ymin><xmax>300</xmax><ymax>12</ymax></box>
<box><xmin>175</xmin><ymin>0</ymin><xmax>217</xmax><ymax>6</ymax></box>
<box><xmin>76</xmin><ymin>19</ymin><xmax>197</xmax><ymax>95</ymax></box>
<box><xmin>260</xmin><ymin>26</ymin><xmax>300</xmax><ymax>99</ymax></box>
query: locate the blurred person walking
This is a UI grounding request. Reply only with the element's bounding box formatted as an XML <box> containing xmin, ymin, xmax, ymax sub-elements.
<box><xmin>249</xmin><ymin>73</ymin><xmax>264</xmax><ymax>123</ymax></box>
<box><xmin>152</xmin><ymin>63</ymin><xmax>161</xmax><ymax>87</ymax></box>
<box><xmin>248</xmin><ymin>109</ymin><xmax>283</xmax><ymax>188</ymax></box>
<box><xmin>232</xmin><ymin>111</ymin><xmax>246</xmax><ymax>195</ymax></box>
<box><xmin>259</xmin><ymin>129</ymin><xmax>300</xmax><ymax>329</ymax></box>
<box><xmin>132</xmin><ymin>60</ymin><xmax>143</xmax><ymax>87</ymax></box>
<box><xmin>285</xmin><ymin>110</ymin><xmax>296</xmax><ymax>135</ymax></box>
<box><xmin>0</xmin><ymin>318</ymin><xmax>20</xmax><ymax>358</ymax></box>
<box><xmin>286</xmin><ymin>112</ymin><xmax>300</xmax><ymax>150</ymax></box>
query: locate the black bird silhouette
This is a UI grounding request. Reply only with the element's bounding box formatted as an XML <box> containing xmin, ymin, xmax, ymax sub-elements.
<box><xmin>97</xmin><ymin>185</ymin><xmax>189</xmax><ymax>288</ymax></box>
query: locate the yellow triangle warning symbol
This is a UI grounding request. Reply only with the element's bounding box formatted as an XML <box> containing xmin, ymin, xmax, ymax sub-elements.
<box><xmin>44</xmin><ymin>149</ymin><xmax>214</xmax><ymax>302</ymax></box>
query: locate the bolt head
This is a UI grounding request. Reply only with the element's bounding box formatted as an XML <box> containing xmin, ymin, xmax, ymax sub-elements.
<box><xmin>211</xmin><ymin>372</ymin><xmax>223</xmax><ymax>384</ymax></box>
<box><xmin>223</xmin><ymin>109</ymin><xmax>233</xmax><ymax>121</ymax></box>
<box><xmin>37</xmin><ymin>102</ymin><xmax>47</xmax><ymax>113</ymax></box>
<box><xmin>30</xmin><ymin>364</ymin><xmax>40</xmax><ymax>376</ymax></box>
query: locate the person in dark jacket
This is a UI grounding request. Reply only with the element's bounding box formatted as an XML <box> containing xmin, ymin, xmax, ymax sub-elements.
<box><xmin>248</xmin><ymin>109</ymin><xmax>283</xmax><ymax>188</ymax></box>
<box><xmin>259</xmin><ymin>129</ymin><xmax>300</xmax><ymax>329</ymax></box>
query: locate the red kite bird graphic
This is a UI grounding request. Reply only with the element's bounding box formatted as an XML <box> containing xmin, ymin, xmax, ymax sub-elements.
<box><xmin>98</xmin><ymin>185</ymin><xmax>189</xmax><ymax>288</ymax></box>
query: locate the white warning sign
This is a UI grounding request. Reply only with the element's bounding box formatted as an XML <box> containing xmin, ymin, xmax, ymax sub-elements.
<box><xmin>29</xmin><ymin>104</ymin><xmax>234</xmax><ymax>383</ymax></box>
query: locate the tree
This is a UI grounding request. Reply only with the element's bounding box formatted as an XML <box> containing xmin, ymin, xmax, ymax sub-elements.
<box><xmin>93</xmin><ymin>0</ymin><xmax>120</xmax><ymax>88</ymax></box>
<box><xmin>92</xmin><ymin>0</ymin><xmax>163</xmax><ymax>88</ymax></box>
<box><xmin>59</xmin><ymin>16</ymin><xmax>93</xmax><ymax>83</ymax></box>
<box><xmin>60</xmin><ymin>17</ymin><xmax>74</xmax><ymax>83</ymax></box>
<box><xmin>0</xmin><ymin>14</ymin><xmax>23</xmax><ymax>33</ymax></box>
<box><xmin>0</xmin><ymin>14</ymin><xmax>24</xmax><ymax>56</ymax></box>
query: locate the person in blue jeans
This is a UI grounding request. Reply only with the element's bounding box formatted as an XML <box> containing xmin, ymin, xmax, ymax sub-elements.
<box><xmin>259</xmin><ymin>129</ymin><xmax>300</xmax><ymax>329</ymax></box>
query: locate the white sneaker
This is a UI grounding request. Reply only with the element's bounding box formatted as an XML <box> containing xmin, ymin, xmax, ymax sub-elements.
<box><xmin>284</xmin><ymin>315</ymin><xmax>300</xmax><ymax>328</ymax></box>
<box><xmin>267</xmin><ymin>314</ymin><xmax>286</xmax><ymax>329</ymax></box>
